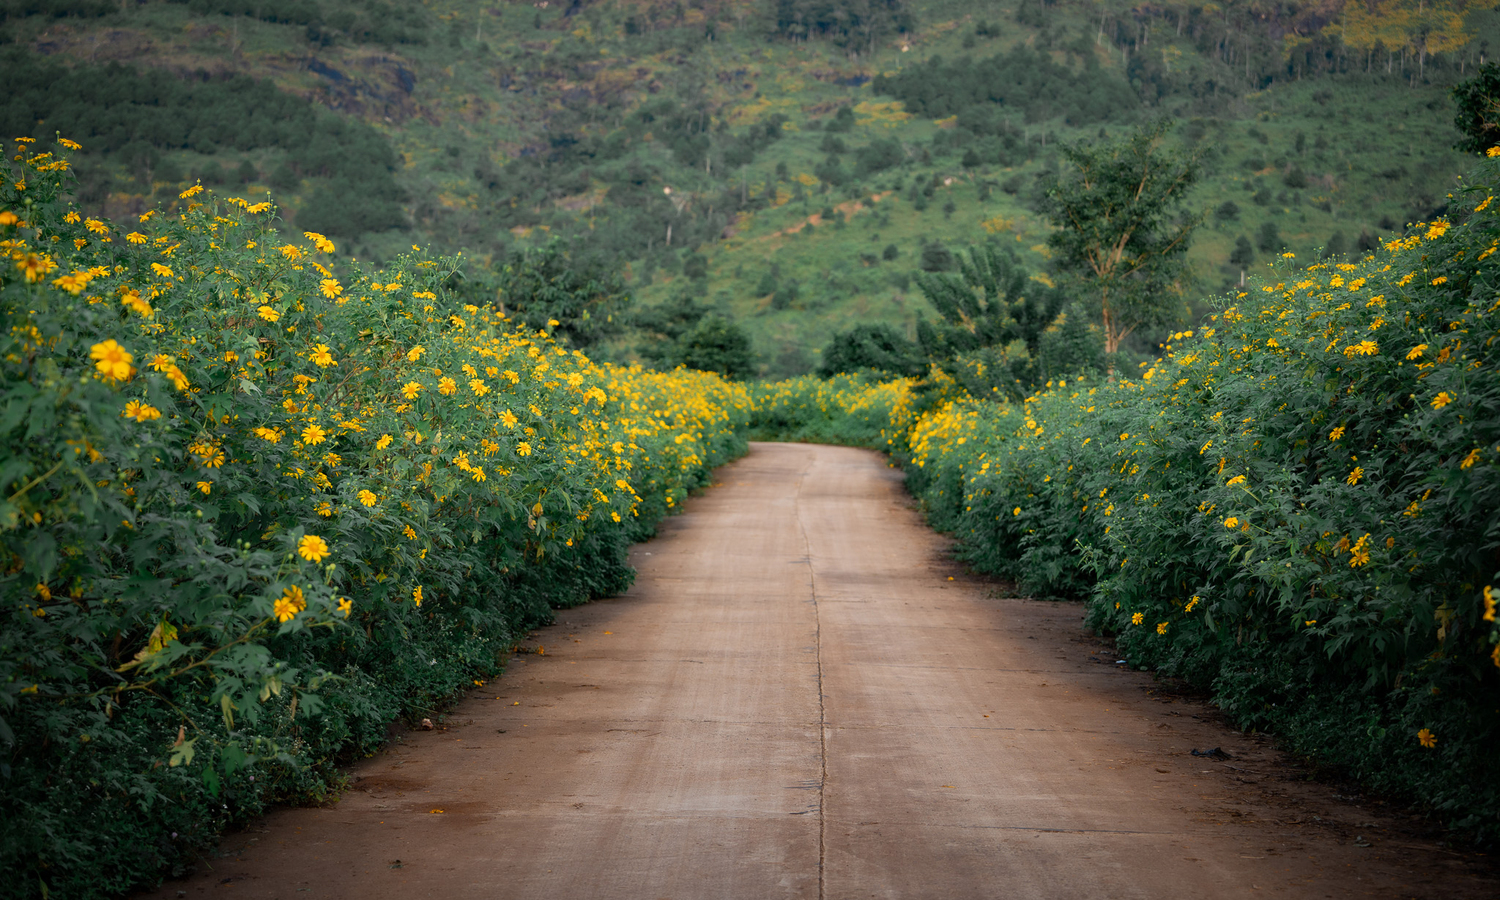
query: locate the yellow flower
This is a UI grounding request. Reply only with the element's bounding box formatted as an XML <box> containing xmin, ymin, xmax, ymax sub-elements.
<box><xmin>150</xmin><ymin>262</ymin><xmax>174</xmax><ymax>278</ymax></box>
<box><xmin>309</xmin><ymin>344</ymin><xmax>336</xmax><ymax>368</ymax></box>
<box><xmin>126</xmin><ymin>231</ymin><xmax>147</xmax><ymax>244</ymax></box>
<box><xmin>470</xmin><ymin>466</ymin><xmax>486</xmax><ymax>482</ymax></box>
<box><xmin>469</xmin><ymin>378</ymin><xmax>489</xmax><ymax>397</ymax></box>
<box><xmin>1223</xmin><ymin>516</ymin><xmax>1239</xmax><ymax>529</ymax></box>
<box><xmin>257</xmin><ymin>305</ymin><xmax>280</xmax><ymax>322</ymax></box>
<box><xmin>403</xmin><ymin>524</ymin><xmax>417</xmax><ymax>540</ymax></box>
<box><xmin>516</xmin><ymin>441</ymin><xmax>532</xmax><ymax>456</ymax></box>
<box><xmin>1406</xmin><ymin>344</ymin><xmax>1427</xmax><ymax>360</ymax></box>
<box><xmin>1347</xmin><ymin>533</ymin><xmax>1372</xmax><ymax>567</ymax></box>
<box><xmin>1012</xmin><ymin>506</ymin><xmax>1021</xmax><ymax>516</ymax></box>
<box><xmin>1484</xmin><ymin>586</ymin><xmax>1495</xmax><ymax>622</ymax></box>
<box><xmin>504</xmin><ymin>370</ymin><xmax>519</xmax><ymax>383</ymax></box>
<box><xmin>500</xmin><ymin>409</ymin><xmax>519</xmax><ymax>428</ymax></box>
<box><xmin>302</xmin><ymin>423</ymin><xmax>328</xmax><ymax>445</ymax></box>
<box><xmin>407</xmin><ymin>345</ymin><xmax>425</xmax><ymax>362</ymax></box>
<box><xmin>1156</xmin><ymin>622</ymin><xmax>1168</xmax><ymax>635</ymax></box>
<box><xmin>16</xmin><ymin>252</ymin><xmax>57</xmax><ymax>282</ymax></box>
<box><xmin>1130</xmin><ymin>612</ymin><xmax>1144</xmax><ymax>625</ymax></box>
<box><xmin>1417</xmin><ymin>728</ymin><xmax>1436</xmax><ymax>749</ymax></box>
<box><xmin>89</xmin><ymin>339</ymin><xmax>135</xmax><ymax>382</ymax></box>
<box><xmin>1185</xmin><ymin>595</ymin><xmax>1200</xmax><ymax>612</ymax></box>
<box><xmin>1461</xmin><ymin>448</ymin><xmax>1482</xmax><ymax>469</ymax></box>
<box><xmin>438</xmin><ymin>376</ymin><xmax>457</xmax><ymax>396</ymax></box>
<box><xmin>375</xmin><ymin>434</ymin><xmax>393</xmax><ymax>450</ymax></box>
<box><xmin>303</xmin><ymin>231</ymin><xmax>335</xmax><ymax>253</ymax></box>
<box><xmin>1343</xmin><ymin>340</ymin><xmax>1378</xmax><ymax>357</ymax></box>
<box><xmin>316</xmin><ymin>500</ymin><xmax>333</xmax><ymax>517</ymax></box>
<box><xmin>1431</xmin><ymin>392</ymin><xmax>1453</xmax><ymax>409</ymax></box>
<box><xmin>1346</xmin><ymin>466</ymin><xmax>1363</xmax><ymax>485</ymax></box>
<box><xmin>297</xmin><ymin>534</ymin><xmax>330</xmax><ymax>562</ymax></box>
<box><xmin>58</xmin><ymin>137</ymin><xmax>80</xmax><ymax>150</ymax></box>
<box><xmin>179</xmin><ymin>183</ymin><xmax>203</xmax><ymax>199</ymax></box>
<box><xmin>120</xmin><ymin>290</ymin><xmax>153</xmax><ymax>317</ymax></box>
<box><xmin>123</xmin><ymin>400</ymin><xmax>161</xmax><ymax>422</ymax></box>
<box><xmin>279</xmin><ymin>244</ymin><xmax>302</xmax><ymax>260</ymax></box>
<box><xmin>1226</xmin><ymin>475</ymin><xmax>1246</xmax><ymax>486</ymax></box>
<box><xmin>193</xmin><ymin>481</ymin><xmax>210</xmax><ymax>495</ymax></box>
<box><xmin>412</xmin><ymin>585</ymin><xmax>424</xmax><ymax>607</ymax></box>
<box><xmin>254</xmin><ymin>426</ymin><xmax>283</xmax><ymax>443</ymax></box>
<box><xmin>1489</xmin><ymin>146</ymin><xmax>1500</xmax><ymax>158</ymax></box>
<box><xmin>1329</xmin><ymin>425</ymin><xmax>1346</xmax><ymax>441</ymax></box>
<box><xmin>274</xmin><ymin>585</ymin><xmax>306</xmax><ymax>622</ymax></box>
<box><xmin>401</xmin><ymin>381</ymin><xmax>422</xmax><ymax>399</ymax></box>
<box><xmin>358</xmin><ymin>489</ymin><xmax>378</xmax><ymax>507</ymax></box>
<box><xmin>319</xmin><ymin>278</ymin><xmax>343</xmax><ymax>299</ymax></box>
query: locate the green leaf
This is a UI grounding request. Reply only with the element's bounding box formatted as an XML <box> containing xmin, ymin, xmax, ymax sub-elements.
<box><xmin>169</xmin><ymin>737</ymin><xmax>196</xmax><ymax>768</ymax></box>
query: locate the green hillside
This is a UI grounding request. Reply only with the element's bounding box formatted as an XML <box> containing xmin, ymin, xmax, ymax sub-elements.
<box><xmin>1</xmin><ymin>0</ymin><xmax>1490</xmax><ymax>372</ymax></box>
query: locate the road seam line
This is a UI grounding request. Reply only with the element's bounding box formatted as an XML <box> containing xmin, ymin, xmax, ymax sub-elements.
<box><xmin>793</xmin><ymin>454</ymin><xmax>827</xmax><ymax>900</ymax></box>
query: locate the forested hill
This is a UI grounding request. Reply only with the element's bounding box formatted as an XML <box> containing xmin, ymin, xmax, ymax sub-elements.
<box><xmin>1</xmin><ymin>0</ymin><xmax>1492</xmax><ymax>372</ymax></box>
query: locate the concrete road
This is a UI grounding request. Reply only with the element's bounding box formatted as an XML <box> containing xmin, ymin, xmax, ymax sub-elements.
<box><xmin>140</xmin><ymin>443</ymin><xmax>1498</xmax><ymax>899</ymax></box>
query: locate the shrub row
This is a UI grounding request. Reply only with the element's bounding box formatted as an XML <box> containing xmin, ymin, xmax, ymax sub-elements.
<box><xmin>0</xmin><ymin>141</ymin><xmax>750</xmax><ymax>899</ymax></box>
<box><xmin>751</xmin><ymin>158</ymin><xmax>1500</xmax><ymax>840</ymax></box>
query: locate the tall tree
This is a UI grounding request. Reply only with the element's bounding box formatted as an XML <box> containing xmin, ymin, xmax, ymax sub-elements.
<box><xmin>1453</xmin><ymin>61</ymin><xmax>1500</xmax><ymax>153</ymax></box>
<box><xmin>475</xmin><ymin>238</ymin><xmax>631</xmax><ymax>349</ymax></box>
<box><xmin>914</xmin><ymin>244</ymin><xmax>1064</xmax><ymax>398</ymax></box>
<box><xmin>1037</xmin><ymin>121</ymin><xmax>1202</xmax><ymax>357</ymax></box>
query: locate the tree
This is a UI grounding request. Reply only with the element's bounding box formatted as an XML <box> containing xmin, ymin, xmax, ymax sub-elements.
<box><xmin>914</xmin><ymin>244</ymin><xmax>1064</xmax><ymax>398</ymax></box>
<box><xmin>1257</xmin><ymin>221</ymin><xmax>1282</xmax><ymax>254</ymax></box>
<box><xmin>817</xmin><ymin>323</ymin><xmax>925</xmax><ymax>377</ymax></box>
<box><xmin>1453</xmin><ymin>62</ymin><xmax>1500</xmax><ymax>154</ymax></box>
<box><xmin>1230</xmin><ymin>236</ymin><xmax>1255</xmax><ymax>268</ymax></box>
<box><xmin>672</xmin><ymin>317</ymin><xmax>756</xmax><ymax>380</ymax></box>
<box><xmin>1037</xmin><ymin>121</ymin><xmax>1201</xmax><ymax>357</ymax></box>
<box><xmin>1037</xmin><ymin>302</ymin><xmax>1105</xmax><ymax>380</ymax></box>
<box><xmin>489</xmin><ymin>239</ymin><xmax>631</xmax><ymax>349</ymax></box>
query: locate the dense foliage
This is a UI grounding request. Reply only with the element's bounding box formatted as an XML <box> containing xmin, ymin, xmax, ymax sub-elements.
<box><xmin>754</xmin><ymin>152</ymin><xmax>1500</xmax><ymax>839</ymax></box>
<box><xmin>0</xmin><ymin>49</ymin><xmax>407</xmax><ymax>236</ymax></box>
<box><xmin>872</xmin><ymin>45</ymin><xmax>1139</xmax><ymax>126</ymax></box>
<box><xmin>1037</xmin><ymin>121</ymin><xmax>1202</xmax><ymax>355</ymax></box>
<box><xmin>0</xmin><ymin>140</ymin><xmax>751</xmax><ymax>898</ymax></box>
<box><xmin>773</xmin><ymin>0</ymin><xmax>914</xmax><ymax>53</ymax></box>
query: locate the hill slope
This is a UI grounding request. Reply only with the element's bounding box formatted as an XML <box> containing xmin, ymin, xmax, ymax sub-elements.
<box><xmin>1</xmin><ymin>0</ymin><xmax>1491</xmax><ymax>371</ymax></box>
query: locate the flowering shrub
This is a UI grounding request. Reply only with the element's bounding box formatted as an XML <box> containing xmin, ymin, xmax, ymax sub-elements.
<box><xmin>756</xmin><ymin>159</ymin><xmax>1500</xmax><ymax>838</ymax></box>
<box><xmin>0</xmin><ymin>140</ymin><xmax>749</xmax><ymax>896</ymax></box>
<box><xmin>747</xmin><ymin>371</ymin><xmax>933</xmax><ymax>446</ymax></box>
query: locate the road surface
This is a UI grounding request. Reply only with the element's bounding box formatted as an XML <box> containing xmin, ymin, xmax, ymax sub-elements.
<box><xmin>140</xmin><ymin>442</ymin><xmax>1498</xmax><ymax>899</ymax></box>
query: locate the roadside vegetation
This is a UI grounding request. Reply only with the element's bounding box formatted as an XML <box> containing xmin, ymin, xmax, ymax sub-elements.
<box><xmin>6</xmin><ymin>1</ymin><xmax>1500</xmax><ymax>895</ymax></box>
<box><xmin>747</xmin><ymin>145</ymin><xmax>1500</xmax><ymax>844</ymax></box>
<box><xmin>0</xmin><ymin>142</ymin><xmax>750</xmax><ymax>897</ymax></box>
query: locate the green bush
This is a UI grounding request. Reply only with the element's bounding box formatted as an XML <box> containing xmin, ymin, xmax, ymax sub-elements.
<box><xmin>752</xmin><ymin>156</ymin><xmax>1500</xmax><ymax>840</ymax></box>
<box><xmin>0</xmin><ymin>139</ymin><xmax>750</xmax><ymax>898</ymax></box>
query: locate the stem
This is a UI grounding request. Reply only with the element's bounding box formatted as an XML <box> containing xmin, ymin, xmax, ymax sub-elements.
<box><xmin>8</xmin><ymin>460</ymin><xmax>64</xmax><ymax>504</ymax></box>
